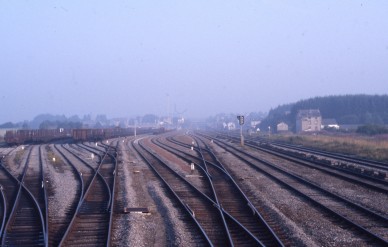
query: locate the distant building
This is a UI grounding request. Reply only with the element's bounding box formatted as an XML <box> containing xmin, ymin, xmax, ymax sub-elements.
<box><xmin>277</xmin><ymin>122</ymin><xmax>289</xmax><ymax>132</ymax></box>
<box><xmin>322</xmin><ymin>118</ymin><xmax>339</xmax><ymax>130</ymax></box>
<box><xmin>250</xmin><ymin>120</ymin><xmax>261</xmax><ymax>128</ymax></box>
<box><xmin>296</xmin><ymin>109</ymin><xmax>322</xmax><ymax>133</ymax></box>
<box><xmin>339</xmin><ymin>124</ymin><xmax>361</xmax><ymax>131</ymax></box>
<box><xmin>226</xmin><ymin>122</ymin><xmax>236</xmax><ymax>130</ymax></box>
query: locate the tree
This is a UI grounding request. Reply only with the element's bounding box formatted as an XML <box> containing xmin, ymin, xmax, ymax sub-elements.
<box><xmin>0</xmin><ymin>122</ymin><xmax>15</xmax><ymax>128</ymax></box>
<box><xmin>142</xmin><ymin>114</ymin><xmax>158</xmax><ymax>124</ymax></box>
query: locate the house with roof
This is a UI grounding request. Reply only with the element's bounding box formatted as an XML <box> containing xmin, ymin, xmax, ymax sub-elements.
<box><xmin>277</xmin><ymin>122</ymin><xmax>289</xmax><ymax>132</ymax></box>
<box><xmin>296</xmin><ymin>109</ymin><xmax>322</xmax><ymax>133</ymax></box>
<box><xmin>322</xmin><ymin>118</ymin><xmax>339</xmax><ymax>130</ymax></box>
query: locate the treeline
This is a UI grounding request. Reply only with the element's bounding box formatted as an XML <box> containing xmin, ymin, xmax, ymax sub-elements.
<box><xmin>39</xmin><ymin>120</ymin><xmax>82</xmax><ymax>129</ymax></box>
<box><xmin>260</xmin><ymin>94</ymin><xmax>388</xmax><ymax>131</ymax></box>
<box><xmin>356</xmin><ymin>125</ymin><xmax>388</xmax><ymax>135</ymax></box>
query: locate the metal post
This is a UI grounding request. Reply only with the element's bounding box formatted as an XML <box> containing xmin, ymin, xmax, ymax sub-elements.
<box><xmin>240</xmin><ymin>125</ymin><xmax>244</xmax><ymax>146</ymax></box>
<box><xmin>134</xmin><ymin>120</ymin><xmax>137</xmax><ymax>137</ymax></box>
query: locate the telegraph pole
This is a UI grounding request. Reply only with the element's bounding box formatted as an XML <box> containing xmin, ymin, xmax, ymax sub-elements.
<box><xmin>237</xmin><ymin>115</ymin><xmax>245</xmax><ymax>146</ymax></box>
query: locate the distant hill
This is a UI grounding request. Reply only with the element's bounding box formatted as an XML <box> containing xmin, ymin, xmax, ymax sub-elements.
<box><xmin>260</xmin><ymin>94</ymin><xmax>388</xmax><ymax>131</ymax></box>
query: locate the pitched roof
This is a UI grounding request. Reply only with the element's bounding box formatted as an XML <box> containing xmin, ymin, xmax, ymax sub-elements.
<box><xmin>322</xmin><ymin>118</ymin><xmax>338</xmax><ymax>125</ymax></box>
<box><xmin>297</xmin><ymin>109</ymin><xmax>321</xmax><ymax>118</ymax></box>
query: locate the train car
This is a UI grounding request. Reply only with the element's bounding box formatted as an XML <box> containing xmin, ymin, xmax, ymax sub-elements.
<box><xmin>5</xmin><ymin>128</ymin><xmax>72</xmax><ymax>145</ymax></box>
<box><xmin>6</xmin><ymin>126</ymin><xmax>156</xmax><ymax>145</ymax></box>
<box><xmin>4</xmin><ymin>130</ymin><xmax>21</xmax><ymax>145</ymax></box>
<box><xmin>72</xmin><ymin>129</ymin><xmax>88</xmax><ymax>141</ymax></box>
<box><xmin>152</xmin><ymin>127</ymin><xmax>166</xmax><ymax>135</ymax></box>
<box><xmin>72</xmin><ymin>129</ymin><xmax>105</xmax><ymax>142</ymax></box>
<box><xmin>5</xmin><ymin>129</ymin><xmax>35</xmax><ymax>144</ymax></box>
<box><xmin>110</xmin><ymin>127</ymin><xmax>135</xmax><ymax>138</ymax></box>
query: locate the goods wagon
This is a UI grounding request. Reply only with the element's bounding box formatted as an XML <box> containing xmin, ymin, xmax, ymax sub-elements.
<box><xmin>152</xmin><ymin>127</ymin><xmax>166</xmax><ymax>135</ymax></box>
<box><xmin>72</xmin><ymin>128</ymin><xmax>136</xmax><ymax>142</ymax></box>
<box><xmin>5</xmin><ymin>127</ymin><xmax>156</xmax><ymax>145</ymax></box>
<box><xmin>5</xmin><ymin>128</ymin><xmax>71</xmax><ymax>145</ymax></box>
<box><xmin>72</xmin><ymin>129</ymin><xmax>105</xmax><ymax>142</ymax></box>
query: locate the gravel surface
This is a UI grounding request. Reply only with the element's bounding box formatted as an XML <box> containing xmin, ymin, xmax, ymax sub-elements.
<box><xmin>111</xmin><ymin>138</ymin><xmax>166</xmax><ymax>246</ymax></box>
<box><xmin>2</xmin><ymin>131</ymin><xmax>384</xmax><ymax>246</ymax></box>
<box><xmin>241</xmin><ymin>144</ymin><xmax>388</xmax><ymax>217</ymax></box>
<box><xmin>111</xmin><ymin>137</ymin><xmax>202</xmax><ymax>246</ymax></box>
<box><xmin>207</xmin><ymin>137</ymin><xmax>371</xmax><ymax>246</ymax></box>
<box><xmin>44</xmin><ymin>144</ymin><xmax>79</xmax><ymax>218</ymax></box>
<box><xmin>3</xmin><ymin>145</ymin><xmax>28</xmax><ymax>178</ymax></box>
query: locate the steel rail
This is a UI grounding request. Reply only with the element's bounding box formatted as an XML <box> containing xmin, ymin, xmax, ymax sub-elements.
<box><xmin>152</xmin><ymin>137</ymin><xmax>279</xmax><ymax>246</ymax></box>
<box><xmin>1</xmin><ymin>147</ymin><xmax>46</xmax><ymax>246</ymax></box>
<box><xmin>203</xmin><ymin>134</ymin><xmax>388</xmax><ymax>246</ymax></box>
<box><xmin>202</xmin><ymin>132</ymin><xmax>388</xmax><ymax>191</ymax></box>
<box><xmin>160</xmin><ymin>135</ymin><xmax>284</xmax><ymax>246</ymax></box>
<box><xmin>193</xmin><ymin>134</ymin><xmax>285</xmax><ymax>246</ymax></box>
<box><xmin>134</xmin><ymin>138</ymin><xmax>223</xmax><ymax>246</ymax></box>
<box><xmin>38</xmin><ymin>146</ymin><xmax>49</xmax><ymax>247</ymax></box>
<box><xmin>0</xmin><ymin>148</ymin><xmax>16</xmax><ymax>239</ymax></box>
<box><xmin>102</xmin><ymin>139</ymin><xmax>119</xmax><ymax>247</ymax></box>
<box><xmin>58</xmin><ymin>143</ymin><xmax>112</xmax><ymax>246</ymax></box>
<box><xmin>0</xmin><ymin>166</ymin><xmax>7</xmax><ymax>238</ymax></box>
<box><xmin>254</xmin><ymin>142</ymin><xmax>388</xmax><ymax>188</ymax></box>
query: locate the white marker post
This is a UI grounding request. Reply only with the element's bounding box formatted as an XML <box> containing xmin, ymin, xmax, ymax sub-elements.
<box><xmin>191</xmin><ymin>163</ymin><xmax>195</xmax><ymax>171</ymax></box>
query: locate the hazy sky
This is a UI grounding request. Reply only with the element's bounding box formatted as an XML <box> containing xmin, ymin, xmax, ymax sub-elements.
<box><xmin>1</xmin><ymin>0</ymin><xmax>388</xmax><ymax>123</ymax></box>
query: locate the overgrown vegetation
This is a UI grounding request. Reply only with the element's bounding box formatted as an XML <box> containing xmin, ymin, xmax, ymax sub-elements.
<box><xmin>13</xmin><ymin>149</ymin><xmax>25</xmax><ymax>165</ymax></box>
<box><xmin>271</xmin><ymin>134</ymin><xmax>388</xmax><ymax>162</ymax></box>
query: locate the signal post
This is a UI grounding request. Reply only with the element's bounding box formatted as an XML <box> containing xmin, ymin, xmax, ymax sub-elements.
<box><xmin>237</xmin><ymin>115</ymin><xmax>245</xmax><ymax>146</ymax></box>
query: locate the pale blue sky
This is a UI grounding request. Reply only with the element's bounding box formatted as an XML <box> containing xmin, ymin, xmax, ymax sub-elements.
<box><xmin>1</xmin><ymin>0</ymin><xmax>387</xmax><ymax>123</ymax></box>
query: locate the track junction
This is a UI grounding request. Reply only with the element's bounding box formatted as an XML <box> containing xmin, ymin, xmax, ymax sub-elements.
<box><xmin>0</xmin><ymin>130</ymin><xmax>386</xmax><ymax>246</ymax></box>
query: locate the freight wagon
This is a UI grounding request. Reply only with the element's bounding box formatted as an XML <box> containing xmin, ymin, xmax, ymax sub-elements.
<box><xmin>72</xmin><ymin>129</ymin><xmax>105</xmax><ymax>142</ymax></box>
<box><xmin>4</xmin><ymin>129</ymin><xmax>71</xmax><ymax>145</ymax></box>
<box><xmin>5</xmin><ymin>127</ymin><xmax>161</xmax><ymax>145</ymax></box>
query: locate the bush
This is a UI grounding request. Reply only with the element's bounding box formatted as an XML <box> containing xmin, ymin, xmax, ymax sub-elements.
<box><xmin>356</xmin><ymin>125</ymin><xmax>388</xmax><ymax>135</ymax></box>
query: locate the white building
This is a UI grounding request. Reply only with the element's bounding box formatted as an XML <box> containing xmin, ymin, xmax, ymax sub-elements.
<box><xmin>296</xmin><ymin>109</ymin><xmax>322</xmax><ymax>133</ymax></box>
<box><xmin>277</xmin><ymin>122</ymin><xmax>289</xmax><ymax>132</ymax></box>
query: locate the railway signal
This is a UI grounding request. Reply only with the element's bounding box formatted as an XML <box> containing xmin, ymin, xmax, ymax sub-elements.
<box><xmin>237</xmin><ymin>115</ymin><xmax>245</xmax><ymax>125</ymax></box>
<box><xmin>237</xmin><ymin>115</ymin><xmax>245</xmax><ymax>146</ymax></box>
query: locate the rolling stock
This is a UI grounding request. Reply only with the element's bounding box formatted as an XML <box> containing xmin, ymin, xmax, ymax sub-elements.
<box><xmin>4</xmin><ymin>127</ymin><xmax>164</xmax><ymax>145</ymax></box>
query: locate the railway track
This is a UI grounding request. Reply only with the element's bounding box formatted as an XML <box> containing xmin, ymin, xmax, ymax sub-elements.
<box><xmin>210</xmin><ymin>132</ymin><xmax>388</xmax><ymax>196</ymax></box>
<box><xmin>252</xmin><ymin>135</ymin><xmax>388</xmax><ymax>172</ymax></box>
<box><xmin>134</xmin><ymin>137</ymin><xmax>224</xmax><ymax>246</ymax></box>
<box><xmin>157</xmin><ymin>135</ymin><xmax>289</xmax><ymax>245</ymax></box>
<box><xmin>0</xmin><ymin>159</ymin><xmax>20</xmax><ymax>242</ymax></box>
<box><xmin>44</xmin><ymin>144</ymin><xmax>85</xmax><ymax>246</ymax></box>
<box><xmin>195</xmin><ymin>133</ymin><xmax>388</xmax><ymax>245</ymax></box>
<box><xmin>139</xmin><ymin>136</ymin><xmax>284</xmax><ymax>246</ymax></box>
<box><xmin>0</xmin><ymin>131</ymin><xmax>384</xmax><ymax>245</ymax></box>
<box><xmin>218</xmin><ymin>131</ymin><xmax>388</xmax><ymax>178</ymax></box>
<box><xmin>191</xmin><ymin>136</ymin><xmax>289</xmax><ymax>245</ymax></box>
<box><xmin>1</xmin><ymin>146</ymin><xmax>46</xmax><ymax>246</ymax></box>
<box><xmin>203</xmin><ymin>132</ymin><xmax>388</xmax><ymax>217</ymax></box>
<box><xmin>58</xmin><ymin>143</ymin><xmax>116</xmax><ymax>246</ymax></box>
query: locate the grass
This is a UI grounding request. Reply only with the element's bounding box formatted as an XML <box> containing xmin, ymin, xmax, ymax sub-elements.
<box><xmin>270</xmin><ymin>133</ymin><xmax>388</xmax><ymax>162</ymax></box>
<box><xmin>13</xmin><ymin>149</ymin><xmax>24</xmax><ymax>165</ymax></box>
<box><xmin>45</xmin><ymin>145</ymin><xmax>65</xmax><ymax>173</ymax></box>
